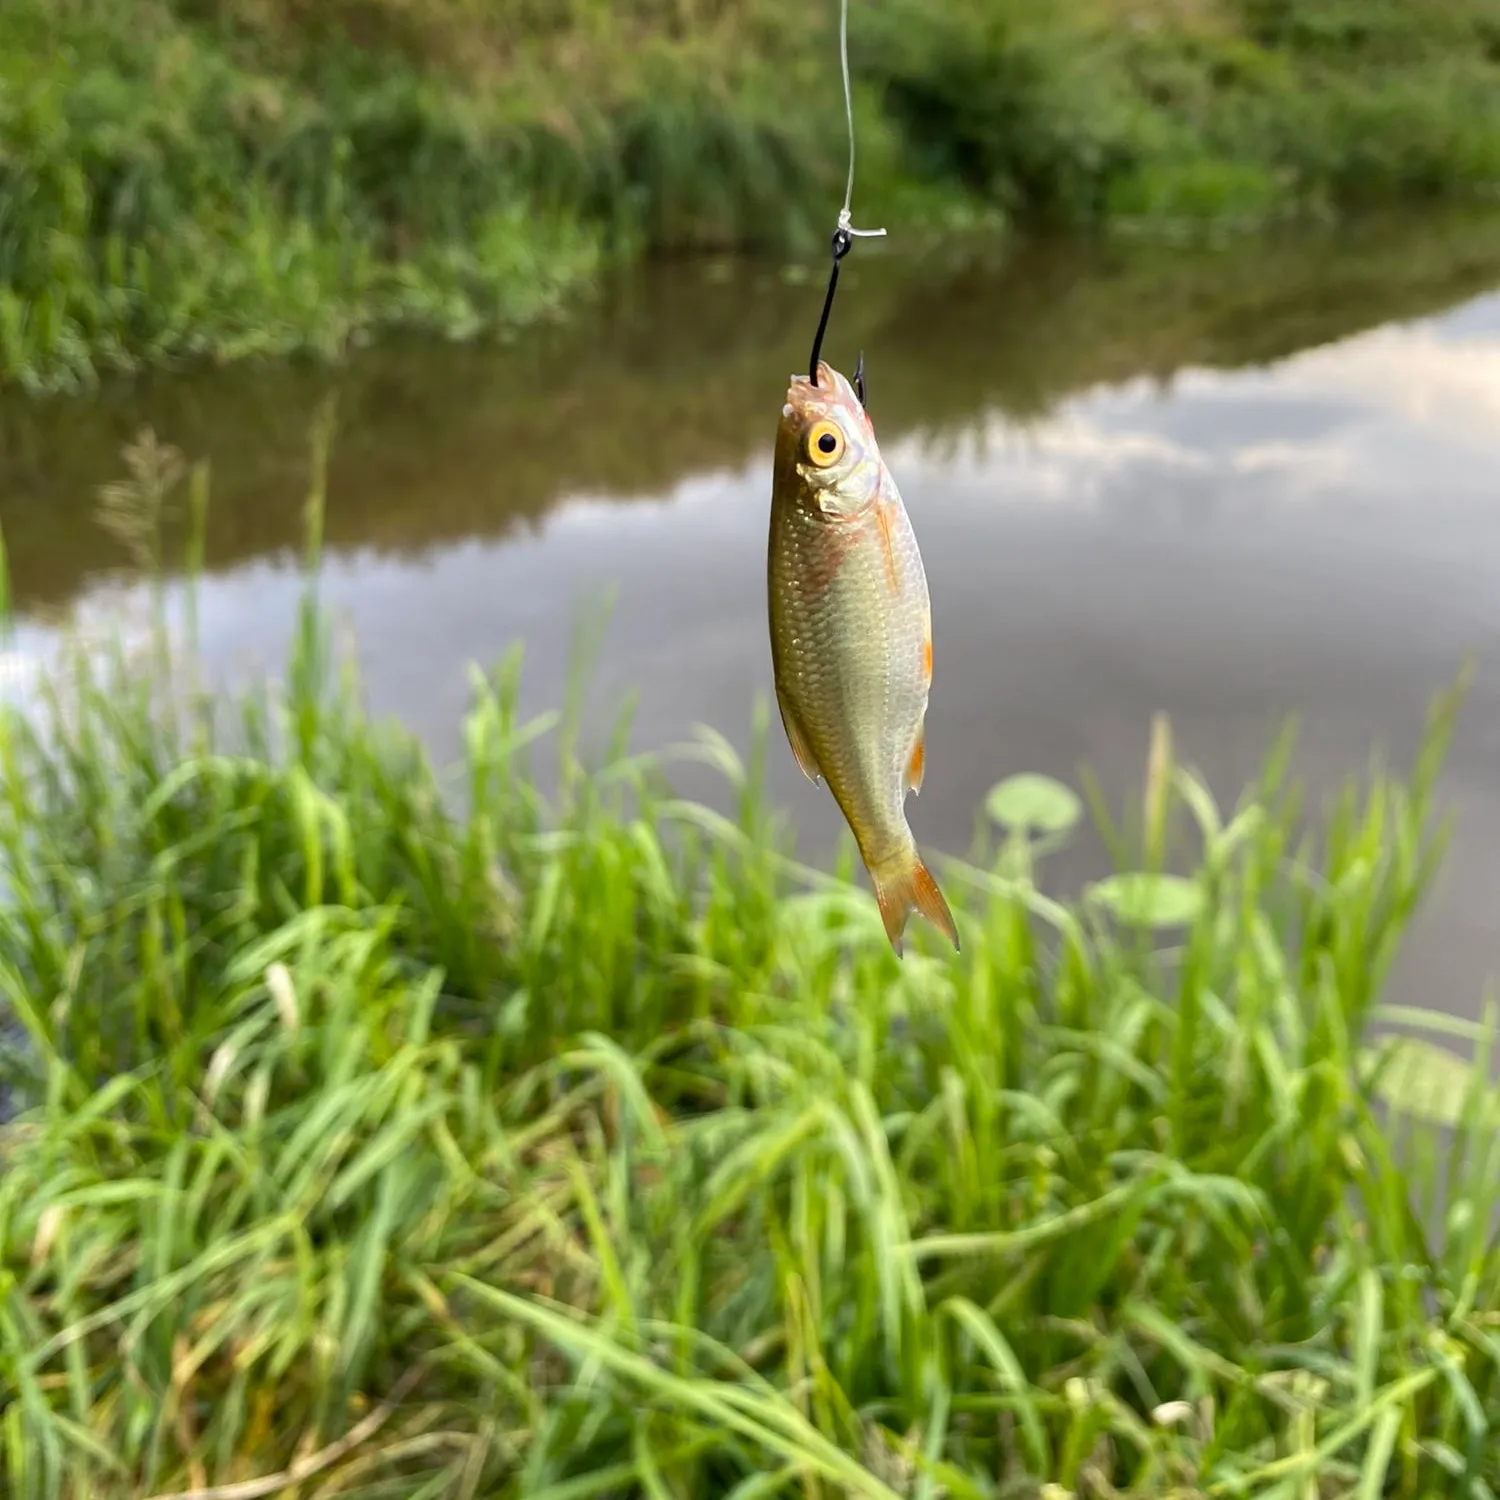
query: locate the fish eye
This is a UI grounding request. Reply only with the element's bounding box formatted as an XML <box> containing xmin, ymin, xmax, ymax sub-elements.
<box><xmin>806</xmin><ymin>420</ymin><xmax>845</xmax><ymax>468</ymax></box>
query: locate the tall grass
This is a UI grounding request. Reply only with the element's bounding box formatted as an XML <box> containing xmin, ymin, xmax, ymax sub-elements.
<box><xmin>1</xmin><ymin>434</ymin><xmax>1499</xmax><ymax>1496</ymax></box>
<box><xmin>4</xmin><ymin>0</ymin><xmax>1500</xmax><ymax>390</ymax></box>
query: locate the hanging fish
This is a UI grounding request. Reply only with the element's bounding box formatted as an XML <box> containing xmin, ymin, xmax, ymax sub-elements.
<box><xmin>767</xmin><ymin>359</ymin><xmax>958</xmax><ymax>955</ymax></box>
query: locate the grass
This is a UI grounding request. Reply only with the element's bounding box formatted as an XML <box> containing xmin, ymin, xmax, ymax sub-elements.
<box><xmin>2</xmin><ymin>429</ymin><xmax>1500</xmax><ymax>1497</ymax></box>
<box><xmin>4</xmin><ymin>0</ymin><xmax>1500</xmax><ymax>391</ymax></box>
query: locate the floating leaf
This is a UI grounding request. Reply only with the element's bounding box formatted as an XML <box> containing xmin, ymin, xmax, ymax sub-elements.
<box><xmin>985</xmin><ymin>774</ymin><xmax>1083</xmax><ymax>836</ymax></box>
<box><xmin>1089</xmin><ymin>873</ymin><xmax>1202</xmax><ymax>929</ymax></box>
<box><xmin>1366</xmin><ymin>1037</ymin><xmax>1488</xmax><ymax>1128</ymax></box>
<box><xmin>776</xmin><ymin>889</ymin><xmax>885</xmax><ymax>951</ymax></box>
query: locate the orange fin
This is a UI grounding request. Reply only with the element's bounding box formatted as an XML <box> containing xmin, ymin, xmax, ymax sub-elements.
<box><xmin>870</xmin><ymin>849</ymin><xmax>959</xmax><ymax>956</ymax></box>
<box><xmin>775</xmin><ymin>686</ymin><xmax>822</xmax><ymax>786</ymax></box>
<box><xmin>906</xmin><ymin>724</ymin><xmax>926</xmax><ymax>797</ymax></box>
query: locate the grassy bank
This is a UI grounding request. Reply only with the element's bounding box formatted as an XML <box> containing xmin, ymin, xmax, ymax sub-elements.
<box><xmin>4</xmin><ymin>0</ymin><xmax>1500</xmax><ymax>391</ymax></box>
<box><xmin>3</xmin><ymin>447</ymin><xmax>1500</xmax><ymax>1495</ymax></box>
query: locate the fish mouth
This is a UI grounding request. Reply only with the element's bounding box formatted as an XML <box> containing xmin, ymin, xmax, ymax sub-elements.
<box><xmin>786</xmin><ymin>361</ymin><xmax>860</xmax><ymax>420</ymax></box>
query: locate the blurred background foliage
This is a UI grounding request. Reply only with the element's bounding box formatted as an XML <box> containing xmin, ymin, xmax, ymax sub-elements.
<box><xmin>2</xmin><ymin>0</ymin><xmax>1499</xmax><ymax>388</ymax></box>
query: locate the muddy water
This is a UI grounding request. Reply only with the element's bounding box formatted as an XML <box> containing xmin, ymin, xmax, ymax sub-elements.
<box><xmin>3</xmin><ymin>207</ymin><xmax>1499</xmax><ymax>1014</ymax></box>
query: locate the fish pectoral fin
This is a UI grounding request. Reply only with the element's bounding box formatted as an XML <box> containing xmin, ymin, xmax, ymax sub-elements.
<box><xmin>775</xmin><ymin>687</ymin><xmax>823</xmax><ymax>786</ymax></box>
<box><xmin>905</xmin><ymin>722</ymin><xmax>926</xmax><ymax>797</ymax></box>
<box><xmin>875</xmin><ymin>503</ymin><xmax>902</xmax><ymax>595</ymax></box>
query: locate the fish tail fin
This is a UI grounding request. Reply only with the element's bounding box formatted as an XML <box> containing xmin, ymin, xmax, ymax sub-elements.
<box><xmin>869</xmin><ymin>846</ymin><xmax>960</xmax><ymax>956</ymax></box>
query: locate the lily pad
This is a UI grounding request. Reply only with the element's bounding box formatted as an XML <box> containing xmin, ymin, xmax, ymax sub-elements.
<box><xmin>1089</xmin><ymin>873</ymin><xmax>1202</xmax><ymax>930</ymax></box>
<box><xmin>1367</xmin><ymin>1037</ymin><xmax>1486</xmax><ymax>1128</ymax></box>
<box><xmin>986</xmin><ymin>774</ymin><xmax>1083</xmax><ymax>836</ymax></box>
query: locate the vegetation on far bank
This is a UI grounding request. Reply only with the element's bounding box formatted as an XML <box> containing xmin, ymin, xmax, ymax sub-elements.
<box><xmin>3</xmin><ymin>432</ymin><xmax>1500</xmax><ymax>1496</ymax></box>
<box><xmin>4</xmin><ymin>0</ymin><xmax>1500</xmax><ymax>391</ymax></box>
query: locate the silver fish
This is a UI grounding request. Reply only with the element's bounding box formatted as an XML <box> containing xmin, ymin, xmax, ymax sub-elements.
<box><xmin>767</xmin><ymin>360</ymin><xmax>958</xmax><ymax>954</ymax></box>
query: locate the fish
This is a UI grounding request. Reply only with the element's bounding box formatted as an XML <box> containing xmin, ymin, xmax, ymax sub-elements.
<box><xmin>767</xmin><ymin>358</ymin><xmax>959</xmax><ymax>955</ymax></box>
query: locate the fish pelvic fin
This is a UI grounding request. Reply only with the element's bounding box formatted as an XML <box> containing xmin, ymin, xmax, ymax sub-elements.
<box><xmin>775</xmin><ymin>685</ymin><xmax>823</xmax><ymax>786</ymax></box>
<box><xmin>869</xmin><ymin>846</ymin><xmax>960</xmax><ymax>956</ymax></box>
<box><xmin>906</xmin><ymin>722</ymin><xmax>926</xmax><ymax>797</ymax></box>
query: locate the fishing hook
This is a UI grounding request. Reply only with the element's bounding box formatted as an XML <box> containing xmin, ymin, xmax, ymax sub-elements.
<box><xmin>807</xmin><ymin>225</ymin><xmax>853</xmax><ymax>393</ymax></box>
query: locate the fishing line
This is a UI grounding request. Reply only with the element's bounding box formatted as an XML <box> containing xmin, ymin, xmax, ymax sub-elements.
<box><xmin>808</xmin><ymin>0</ymin><xmax>885</xmax><ymax>391</ymax></box>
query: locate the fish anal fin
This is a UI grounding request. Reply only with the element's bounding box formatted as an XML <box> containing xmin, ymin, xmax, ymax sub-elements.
<box><xmin>775</xmin><ymin>687</ymin><xmax>822</xmax><ymax>786</ymax></box>
<box><xmin>869</xmin><ymin>848</ymin><xmax>960</xmax><ymax>956</ymax></box>
<box><xmin>906</xmin><ymin>723</ymin><xmax>926</xmax><ymax>797</ymax></box>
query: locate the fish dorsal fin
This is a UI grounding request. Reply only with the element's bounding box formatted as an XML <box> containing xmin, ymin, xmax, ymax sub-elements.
<box><xmin>776</xmin><ymin>687</ymin><xmax>823</xmax><ymax>786</ymax></box>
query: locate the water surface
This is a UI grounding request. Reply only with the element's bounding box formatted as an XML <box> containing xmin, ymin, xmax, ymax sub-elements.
<box><xmin>4</xmin><ymin>208</ymin><xmax>1499</xmax><ymax>1014</ymax></box>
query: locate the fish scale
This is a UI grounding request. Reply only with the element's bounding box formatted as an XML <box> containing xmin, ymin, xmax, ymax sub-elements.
<box><xmin>767</xmin><ymin>361</ymin><xmax>958</xmax><ymax>955</ymax></box>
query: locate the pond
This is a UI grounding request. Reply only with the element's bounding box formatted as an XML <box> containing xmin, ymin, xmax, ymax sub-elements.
<box><xmin>3</xmin><ymin>205</ymin><xmax>1499</xmax><ymax>1016</ymax></box>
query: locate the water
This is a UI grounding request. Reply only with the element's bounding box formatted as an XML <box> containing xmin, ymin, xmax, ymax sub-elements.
<box><xmin>3</xmin><ymin>207</ymin><xmax>1499</xmax><ymax>1016</ymax></box>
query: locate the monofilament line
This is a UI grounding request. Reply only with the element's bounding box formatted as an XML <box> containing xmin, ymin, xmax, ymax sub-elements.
<box><xmin>808</xmin><ymin>0</ymin><xmax>885</xmax><ymax>386</ymax></box>
<box><xmin>838</xmin><ymin>0</ymin><xmax>885</xmax><ymax>241</ymax></box>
